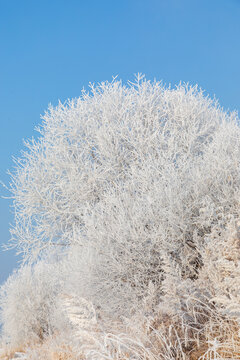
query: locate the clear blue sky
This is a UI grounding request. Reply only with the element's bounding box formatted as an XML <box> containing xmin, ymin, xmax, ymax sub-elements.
<box><xmin>0</xmin><ymin>0</ymin><xmax>240</xmax><ymax>284</ymax></box>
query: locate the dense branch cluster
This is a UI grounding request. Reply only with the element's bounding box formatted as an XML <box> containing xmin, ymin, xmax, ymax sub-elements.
<box><xmin>1</xmin><ymin>77</ymin><xmax>240</xmax><ymax>359</ymax></box>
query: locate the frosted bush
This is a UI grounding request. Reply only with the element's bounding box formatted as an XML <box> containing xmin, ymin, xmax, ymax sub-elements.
<box><xmin>0</xmin><ymin>260</ymin><xmax>66</xmax><ymax>347</ymax></box>
<box><xmin>10</xmin><ymin>76</ymin><xmax>240</xmax><ymax>312</ymax></box>
<box><xmin>1</xmin><ymin>76</ymin><xmax>240</xmax><ymax>357</ymax></box>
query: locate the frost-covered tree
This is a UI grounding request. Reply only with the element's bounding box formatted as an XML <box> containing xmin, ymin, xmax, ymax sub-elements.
<box><xmin>8</xmin><ymin>76</ymin><xmax>240</xmax><ymax>307</ymax></box>
<box><xmin>1</xmin><ymin>76</ymin><xmax>240</xmax><ymax>358</ymax></box>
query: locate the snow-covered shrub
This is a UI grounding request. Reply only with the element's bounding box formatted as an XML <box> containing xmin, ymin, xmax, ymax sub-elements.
<box><xmin>0</xmin><ymin>260</ymin><xmax>65</xmax><ymax>347</ymax></box>
<box><xmin>1</xmin><ymin>76</ymin><xmax>240</xmax><ymax>358</ymax></box>
<box><xmin>7</xmin><ymin>76</ymin><xmax>240</xmax><ymax>317</ymax></box>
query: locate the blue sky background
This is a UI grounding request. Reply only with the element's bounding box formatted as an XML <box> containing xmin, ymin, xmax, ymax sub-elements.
<box><xmin>0</xmin><ymin>0</ymin><xmax>240</xmax><ymax>284</ymax></box>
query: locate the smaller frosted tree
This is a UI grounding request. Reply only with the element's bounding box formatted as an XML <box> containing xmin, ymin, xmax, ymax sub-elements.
<box><xmin>0</xmin><ymin>261</ymin><xmax>63</xmax><ymax>346</ymax></box>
